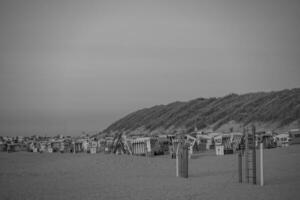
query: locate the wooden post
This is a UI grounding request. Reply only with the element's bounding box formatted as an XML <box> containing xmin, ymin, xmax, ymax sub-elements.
<box><xmin>182</xmin><ymin>145</ymin><xmax>188</xmax><ymax>178</ymax></box>
<box><xmin>134</xmin><ymin>142</ymin><xmax>137</xmax><ymax>155</ymax></box>
<box><xmin>140</xmin><ymin>142</ymin><xmax>142</xmax><ymax>154</ymax></box>
<box><xmin>244</xmin><ymin>128</ymin><xmax>249</xmax><ymax>183</ymax></box>
<box><xmin>144</xmin><ymin>142</ymin><xmax>147</xmax><ymax>154</ymax></box>
<box><xmin>138</xmin><ymin>142</ymin><xmax>141</xmax><ymax>154</ymax></box>
<box><xmin>73</xmin><ymin>142</ymin><xmax>76</xmax><ymax>154</ymax></box>
<box><xmin>252</xmin><ymin>125</ymin><xmax>257</xmax><ymax>185</ymax></box>
<box><xmin>260</xmin><ymin>142</ymin><xmax>264</xmax><ymax>186</ymax></box>
<box><xmin>139</xmin><ymin>142</ymin><xmax>141</xmax><ymax>154</ymax></box>
<box><xmin>141</xmin><ymin>142</ymin><xmax>143</xmax><ymax>154</ymax></box>
<box><xmin>176</xmin><ymin>142</ymin><xmax>181</xmax><ymax>177</ymax></box>
<box><xmin>238</xmin><ymin>151</ymin><xmax>242</xmax><ymax>183</ymax></box>
<box><xmin>132</xmin><ymin>142</ymin><xmax>134</xmax><ymax>155</ymax></box>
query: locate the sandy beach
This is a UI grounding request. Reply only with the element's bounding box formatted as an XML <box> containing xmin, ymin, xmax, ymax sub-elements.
<box><xmin>1</xmin><ymin>146</ymin><xmax>300</xmax><ymax>200</ymax></box>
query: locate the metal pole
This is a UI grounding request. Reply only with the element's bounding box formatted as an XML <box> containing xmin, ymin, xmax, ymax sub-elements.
<box><xmin>260</xmin><ymin>142</ymin><xmax>264</xmax><ymax>186</ymax></box>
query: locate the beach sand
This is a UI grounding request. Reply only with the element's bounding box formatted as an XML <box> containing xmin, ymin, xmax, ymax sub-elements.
<box><xmin>0</xmin><ymin>145</ymin><xmax>300</xmax><ymax>200</ymax></box>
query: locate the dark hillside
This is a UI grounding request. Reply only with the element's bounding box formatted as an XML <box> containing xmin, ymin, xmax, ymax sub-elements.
<box><xmin>103</xmin><ymin>88</ymin><xmax>300</xmax><ymax>134</ymax></box>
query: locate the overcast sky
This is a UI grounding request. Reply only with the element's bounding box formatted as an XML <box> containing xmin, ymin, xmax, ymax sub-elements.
<box><xmin>0</xmin><ymin>0</ymin><xmax>299</xmax><ymax>136</ymax></box>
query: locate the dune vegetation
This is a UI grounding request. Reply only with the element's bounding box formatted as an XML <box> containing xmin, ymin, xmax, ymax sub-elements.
<box><xmin>103</xmin><ymin>88</ymin><xmax>300</xmax><ymax>135</ymax></box>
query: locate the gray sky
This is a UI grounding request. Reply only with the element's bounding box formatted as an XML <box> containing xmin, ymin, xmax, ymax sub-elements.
<box><xmin>0</xmin><ymin>0</ymin><xmax>300</xmax><ymax>136</ymax></box>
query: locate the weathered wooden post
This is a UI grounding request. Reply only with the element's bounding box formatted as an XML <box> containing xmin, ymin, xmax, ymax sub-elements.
<box><xmin>176</xmin><ymin>137</ymin><xmax>189</xmax><ymax>178</ymax></box>
<box><xmin>144</xmin><ymin>141</ymin><xmax>147</xmax><ymax>155</ymax></box>
<box><xmin>252</xmin><ymin>125</ymin><xmax>257</xmax><ymax>185</ymax></box>
<box><xmin>140</xmin><ymin>142</ymin><xmax>142</xmax><ymax>154</ymax></box>
<box><xmin>73</xmin><ymin>141</ymin><xmax>76</xmax><ymax>154</ymax></box>
<box><xmin>172</xmin><ymin>140</ymin><xmax>178</xmax><ymax>159</ymax></box>
<box><xmin>244</xmin><ymin>127</ymin><xmax>249</xmax><ymax>183</ymax></box>
<box><xmin>260</xmin><ymin>142</ymin><xmax>264</xmax><ymax>186</ymax></box>
<box><xmin>181</xmin><ymin>144</ymin><xmax>189</xmax><ymax>178</ymax></box>
<box><xmin>238</xmin><ymin>151</ymin><xmax>243</xmax><ymax>183</ymax></box>
<box><xmin>176</xmin><ymin>142</ymin><xmax>182</xmax><ymax>177</ymax></box>
<box><xmin>132</xmin><ymin>142</ymin><xmax>135</xmax><ymax>155</ymax></box>
<box><xmin>135</xmin><ymin>142</ymin><xmax>138</xmax><ymax>154</ymax></box>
